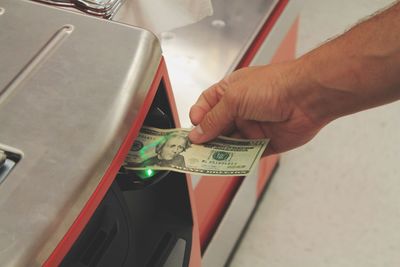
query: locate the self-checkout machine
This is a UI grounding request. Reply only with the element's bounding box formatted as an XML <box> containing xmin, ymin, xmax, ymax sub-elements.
<box><xmin>114</xmin><ymin>2</ymin><xmax>302</xmax><ymax>264</ymax></box>
<box><xmin>0</xmin><ymin>0</ymin><xmax>302</xmax><ymax>266</ymax></box>
<box><xmin>0</xmin><ymin>0</ymin><xmax>200</xmax><ymax>266</ymax></box>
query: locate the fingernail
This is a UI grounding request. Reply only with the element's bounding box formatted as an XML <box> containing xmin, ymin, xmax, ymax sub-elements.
<box><xmin>195</xmin><ymin>125</ymin><xmax>204</xmax><ymax>135</ymax></box>
<box><xmin>189</xmin><ymin>125</ymin><xmax>204</xmax><ymax>142</ymax></box>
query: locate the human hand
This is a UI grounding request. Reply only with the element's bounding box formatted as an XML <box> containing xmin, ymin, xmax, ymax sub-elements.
<box><xmin>189</xmin><ymin>1</ymin><xmax>400</xmax><ymax>156</ymax></box>
<box><xmin>188</xmin><ymin>61</ymin><xmax>327</xmax><ymax>156</ymax></box>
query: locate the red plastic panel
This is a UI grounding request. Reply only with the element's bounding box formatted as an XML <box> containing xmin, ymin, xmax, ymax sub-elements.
<box><xmin>194</xmin><ymin>176</ymin><xmax>242</xmax><ymax>250</ymax></box>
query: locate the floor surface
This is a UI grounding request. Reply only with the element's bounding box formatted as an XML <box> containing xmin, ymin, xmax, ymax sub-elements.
<box><xmin>229</xmin><ymin>0</ymin><xmax>400</xmax><ymax>266</ymax></box>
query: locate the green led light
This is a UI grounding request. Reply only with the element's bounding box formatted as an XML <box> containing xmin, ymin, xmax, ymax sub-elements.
<box><xmin>135</xmin><ymin>168</ymin><xmax>157</xmax><ymax>180</ymax></box>
<box><xmin>145</xmin><ymin>168</ymin><xmax>154</xmax><ymax>177</ymax></box>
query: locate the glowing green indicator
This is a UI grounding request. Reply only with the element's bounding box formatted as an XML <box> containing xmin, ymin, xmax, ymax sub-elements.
<box><xmin>145</xmin><ymin>168</ymin><xmax>154</xmax><ymax>177</ymax></box>
<box><xmin>135</xmin><ymin>168</ymin><xmax>157</xmax><ymax>180</ymax></box>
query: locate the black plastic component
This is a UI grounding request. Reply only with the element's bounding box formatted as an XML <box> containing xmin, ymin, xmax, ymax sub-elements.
<box><xmin>0</xmin><ymin>149</ymin><xmax>21</xmax><ymax>167</ymax></box>
<box><xmin>146</xmin><ymin>232</ymin><xmax>174</xmax><ymax>267</ymax></box>
<box><xmin>61</xmin><ymin>82</ymin><xmax>193</xmax><ymax>267</ymax></box>
<box><xmin>119</xmin><ymin>173</ymin><xmax>193</xmax><ymax>267</ymax></box>
<box><xmin>0</xmin><ymin>149</ymin><xmax>21</xmax><ymax>185</ymax></box>
<box><xmin>61</xmin><ymin>182</ymin><xmax>136</xmax><ymax>267</ymax></box>
<box><xmin>0</xmin><ymin>150</ymin><xmax>6</xmax><ymax>167</ymax></box>
<box><xmin>61</xmin><ymin>173</ymin><xmax>193</xmax><ymax>267</ymax></box>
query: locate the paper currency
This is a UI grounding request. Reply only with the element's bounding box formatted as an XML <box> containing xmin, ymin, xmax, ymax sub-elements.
<box><xmin>123</xmin><ymin>126</ymin><xmax>269</xmax><ymax>176</ymax></box>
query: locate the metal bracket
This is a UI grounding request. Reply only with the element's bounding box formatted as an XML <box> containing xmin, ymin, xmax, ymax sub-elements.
<box><xmin>0</xmin><ymin>147</ymin><xmax>22</xmax><ymax>185</ymax></box>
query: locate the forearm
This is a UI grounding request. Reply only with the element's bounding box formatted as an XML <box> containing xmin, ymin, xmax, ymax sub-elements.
<box><xmin>294</xmin><ymin>1</ymin><xmax>400</xmax><ymax>124</ymax></box>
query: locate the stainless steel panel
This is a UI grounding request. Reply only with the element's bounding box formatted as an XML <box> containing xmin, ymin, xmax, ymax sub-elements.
<box><xmin>161</xmin><ymin>0</ymin><xmax>279</xmax><ymax>128</ymax></box>
<box><xmin>111</xmin><ymin>0</ymin><xmax>278</xmax><ymax>128</ymax></box>
<box><xmin>0</xmin><ymin>0</ymin><xmax>161</xmax><ymax>266</ymax></box>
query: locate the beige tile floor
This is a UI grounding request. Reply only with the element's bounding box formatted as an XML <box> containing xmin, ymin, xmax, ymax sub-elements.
<box><xmin>229</xmin><ymin>0</ymin><xmax>400</xmax><ymax>266</ymax></box>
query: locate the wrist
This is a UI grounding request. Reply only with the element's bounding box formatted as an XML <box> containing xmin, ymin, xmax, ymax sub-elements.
<box><xmin>285</xmin><ymin>56</ymin><xmax>338</xmax><ymax>127</ymax></box>
<box><xmin>291</xmin><ymin>41</ymin><xmax>370</xmax><ymax>126</ymax></box>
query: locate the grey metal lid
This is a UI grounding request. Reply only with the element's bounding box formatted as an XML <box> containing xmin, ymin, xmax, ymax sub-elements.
<box><xmin>0</xmin><ymin>0</ymin><xmax>161</xmax><ymax>266</ymax></box>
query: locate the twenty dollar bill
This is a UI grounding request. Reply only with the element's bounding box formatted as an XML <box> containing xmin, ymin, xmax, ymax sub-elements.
<box><xmin>123</xmin><ymin>126</ymin><xmax>269</xmax><ymax>176</ymax></box>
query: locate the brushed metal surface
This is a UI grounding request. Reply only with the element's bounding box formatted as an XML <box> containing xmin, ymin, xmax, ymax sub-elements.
<box><xmin>111</xmin><ymin>0</ymin><xmax>279</xmax><ymax>128</ymax></box>
<box><xmin>161</xmin><ymin>0</ymin><xmax>279</xmax><ymax>128</ymax></box>
<box><xmin>0</xmin><ymin>0</ymin><xmax>161</xmax><ymax>266</ymax></box>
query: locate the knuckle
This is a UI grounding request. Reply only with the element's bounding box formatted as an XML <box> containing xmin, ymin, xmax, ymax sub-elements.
<box><xmin>199</xmin><ymin>91</ymin><xmax>211</xmax><ymax>106</ymax></box>
<box><xmin>202</xmin><ymin>111</ymin><xmax>219</xmax><ymax>131</ymax></box>
<box><xmin>218</xmin><ymin>79</ymin><xmax>230</xmax><ymax>93</ymax></box>
<box><xmin>223</xmin><ymin>87</ymin><xmax>242</xmax><ymax>117</ymax></box>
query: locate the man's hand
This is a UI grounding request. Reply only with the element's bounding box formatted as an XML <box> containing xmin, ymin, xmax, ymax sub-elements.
<box><xmin>188</xmin><ymin>62</ymin><xmax>326</xmax><ymax>156</ymax></box>
<box><xmin>189</xmin><ymin>1</ymin><xmax>400</xmax><ymax>156</ymax></box>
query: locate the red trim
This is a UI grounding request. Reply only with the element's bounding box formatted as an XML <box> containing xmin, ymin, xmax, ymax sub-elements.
<box><xmin>237</xmin><ymin>0</ymin><xmax>289</xmax><ymax>69</ymax></box>
<box><xmin>269</xmin><ymin>17</ymin><xmax>299</xmax><ymax>63</ymax></box>
<box><xmin>43</xmin><ymin>60</ymin><xmax>165</xmax><ymax>267</ymax></box>
<box><xmin>185</xmin><ymin>179</ymin><xmax>202</xmax><ymax>267</ymax></box>
<box><xmin>194</xmin><ymin>176</ymin><xmax>242</xmax><ymax>250</ymax></box>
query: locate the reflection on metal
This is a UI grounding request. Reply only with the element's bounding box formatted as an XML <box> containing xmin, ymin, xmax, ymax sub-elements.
<box><xmin>0</xmin><ymin>25</ymin><xmax>74</xmax><ymax>103</ymax></box>
<box><xmin>32</xmin><ymin>0</ymin><xmax>123</xmax><ymax>17</ymax></box>
<box><xmin>0</xmin><ymin>0</ymin><xmax>161</xmax><ymax>265</ymax></box>
<box><xmin>160</xmin><ymin>0</ymin><xmax>279</xmax><ymax>128</ymax></box>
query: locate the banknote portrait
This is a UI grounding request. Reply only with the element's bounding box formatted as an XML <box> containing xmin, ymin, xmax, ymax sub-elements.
<box><xmin>129</xmin><ymin>132</ymin><xmax>191</xmax><ymax>168</ymax></box>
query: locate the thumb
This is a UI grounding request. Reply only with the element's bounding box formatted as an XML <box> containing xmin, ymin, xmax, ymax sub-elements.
<box><xmin>188</xmin><ymin>95</ymin><xmax>235</xmax><ymax>144</ymax></box>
